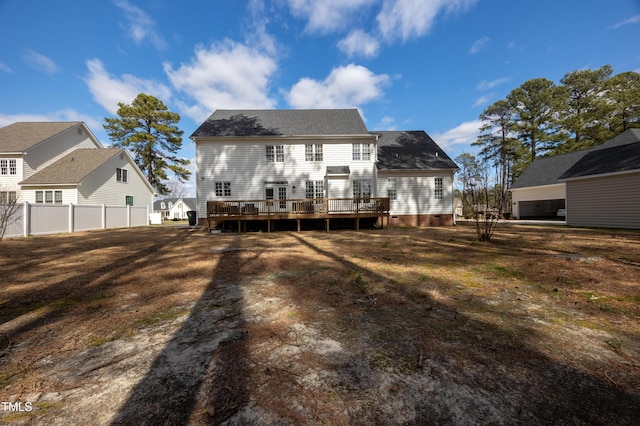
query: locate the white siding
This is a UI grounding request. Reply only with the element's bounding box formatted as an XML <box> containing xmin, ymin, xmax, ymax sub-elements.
<box><xmin>196</xmin><ymin>138</ymin><xmax>376</xmax><ymax>217</ymax></box>
<box><xmin>21</xmin><ymin>187</ymin><xmax>78</xmax><ymax>204</ymax></box>
<box><xmin>0</xmin><ymin>155</ymin><xmax>23</xmax><ymax>193</ymax></box>
<box><xmin>78</xmin><ymin>153</ymin><xmax>153</xmax><ymax>207</ymax></box>
<box><xmin>22</xmin><ymin>126</ymin><xmax>101</xmax><ymax>178</ymax></box>
<box><xmin>378</xmin><ymin>171</ymin><xmax>454</xmax><ymax>216</ymax></box>
<box><xmin>511</xmin><ymin>184</ymin><xmax>566</xmax><ymax>219</ymax></box>
<box><xmin>566</xmin><ymin>172</ymin><xmax>640</xmax><ymax>229</ymax></box>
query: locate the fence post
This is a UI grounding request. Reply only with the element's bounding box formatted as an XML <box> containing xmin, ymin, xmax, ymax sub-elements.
<box><xmin>127</xmin><ymin>205</ymin><xmax>131</xmax><ymax>227</ymax></box>
<box><xmin>68</xmin><ymin>203</ymin><xmax>74</xmax><ymax>233</ymax></box>
<box><xmin>102</xmin><ymin>204</ymin><xmax>107</xmax><ymax>229</ymax></box>
<box><xmin>23</xmin><ymin>201</ymin><xmax>30</xmax><ymax>237</ymax></box>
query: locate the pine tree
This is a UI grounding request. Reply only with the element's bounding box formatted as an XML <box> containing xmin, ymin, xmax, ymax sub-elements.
<box><xmin>104</xmin><ymin>93</ymin><xmax>190</xmax><ymax>195</ymax></box>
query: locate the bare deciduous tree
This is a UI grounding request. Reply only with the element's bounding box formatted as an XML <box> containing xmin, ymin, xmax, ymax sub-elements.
<box><xmin>0</xmin><ymin>189</ymin><xmax>21</xmax><ymax>241</ymax></box>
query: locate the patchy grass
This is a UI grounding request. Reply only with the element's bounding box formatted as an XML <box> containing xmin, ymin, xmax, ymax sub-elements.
<box><xmin>0</xmin><ymin>224</ymin><xmax>639</xmax><ymax>425</ymax></box>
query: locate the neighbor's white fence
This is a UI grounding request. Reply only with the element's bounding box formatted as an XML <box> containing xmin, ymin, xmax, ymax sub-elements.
<box><xmin>3</xmin><ymin>202</ymin><xmax>150</xmax><ymax>238</ymax></box>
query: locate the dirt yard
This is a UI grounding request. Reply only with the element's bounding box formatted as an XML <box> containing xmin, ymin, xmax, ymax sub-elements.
<box><xmin>0</xmin><ymin>223</ymin><xmax>639</xmax><ymax>425</ymax></box>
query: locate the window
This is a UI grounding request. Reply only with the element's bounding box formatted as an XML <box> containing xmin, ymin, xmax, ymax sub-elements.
<box><xmin>434</xmin><ymin>177</ymin><xmax>443</xmax><ymax>200</ymax></box>
<box><xmin>116</xmin><ymin>168</ymin><xmax>128</xmax><ymax>183</ymax></box>
<box><xmin>0</xmin><ymin>191</ymin><xmax>16</xmax><ymax>203</ymax></box>
<box><xmin>9</xmin><ymin>160</ymin><xmax>16</xmax><ymax>175</ymax></box>
<box><xmin>160</xmin><ymin>202</ymin><xmax>166</xmax><ymax>209</ymax></box>
<box><xmin>305</xmin><ymin>181</ymin><xmax>324</xmax><ymax>200</ymax></box>
<box><xmin>266</xmin><ymin>145</ymin><xmax>284</xmax><ymax>163</ymax></box>
<box><xmin>45</xmin><ymin>191</ymin><xmax>53</xmax><ymax>204</ymax></box>
<box><xmin>305</xmin><ymin>144</ymin><xmax>323</xmax><ymax>162</ymax></box>
<box><xmin>353</xmin><ymin>179</ymin><xmax>371</xmax><ymax>201</ymax></box>
<box><xmin>215</xmin><ymin>181</ymin><xmax>231</xmax><ymax>197</ymax></box>
<box><xmin>387</xmin><ymin>177</ymin><xmax>397</xmax><ymax>201</ymax></box>
<box><xmin>125</xmin><ymin>196</ymin><xmax>134</xmax><ymax>206</ymax></box>
<box><xmin>352</xmin><ymin>144</ymin><xmax>371</xmax><ymax>161</ymax></box>
<box><xmin>352</xmin><ymin>144</ymin><xmax>360</xmax><ymax>161</ymax></box>
<box><xmin>54</xmin><ymin>190</ymin><xmax>63</xmax><ymax>204</ymax></box>
<box><xmin>0</xmin><ymin>160</ymin><xmax>6</xmax><ymax>175</ymax></box>
<box><xmin>36</xmin><ymin>191</ymin><xmax>43</xmax><ymax>203</ymax></box>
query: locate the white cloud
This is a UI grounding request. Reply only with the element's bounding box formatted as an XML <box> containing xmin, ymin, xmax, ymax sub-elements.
<box><xmin>0</xmin><ymin>110</ymin><xmax>101</xmax><ymax>130</ymax></box>
<box><xmin>377</xmin><ymin>0</ymin><xmax>477</xmax><ymax>42</ymax></box>
<box><xmin>114</xmin><ymin>0</ymin><xmax>167</xmax><ymax>50</ymax></box>
<box><xmin>476</xmin><ymin>77</ymin><xmax>510</xmax><ymax>91</ymax></box>
<box><xmin>431</xmin><ymin>119</ymin><xmax>482</xmax><ymax>151</ymax></box>
<box><xmin>286</xmin><ymin>64</ymin><xmax>389</xmax><ymax>109</ymax></box>
<box><xmin>22</xmin><ymin>50</ymin><xmax>58</xmax><ymax>74</ymax></box>
<box><xmin>287</xmin><ymin>0</ymin><xmax>376</xmax><ymax>33</ymax></box>
<box><xmin>84</xmin><ymin>58</ymin><xmax>172</xmax><ymax>114</ymax></box>
<box><xmin>163</xmin><ymin>41</ymin><xmax>278</xmax><ymax>123</ymax></box>
<box><xmin>373</xmin><ymin>116</ymin><xmax>397</xmax><ymax>130</ymax></box>
<box><xmin>473</xmin><ymin>95</ymin><xmax>492</xmax><ymax>108</ymax></box>
<box><xmin>246</xmin><ymin>0</ymin><xmax>279</xmax><ymax>56</ymax></box>
<box><xmin>612</xmin><ymin>14</ymin><xmax>640</xmax><ymax>29</ymax></box>
<box><xmin>469</xmin><ymin>36</ymin><xmax>490</xmax><ymax>54</ymax></box>
<box><xmin>338</xmin><ymin>30</ymin><xmax>380</xmax><ymax>58</ymax></box>
<box><xmin>0</xmin><ymin>62</ymin><xmax>12</xmax><ymax>73</ymax></box>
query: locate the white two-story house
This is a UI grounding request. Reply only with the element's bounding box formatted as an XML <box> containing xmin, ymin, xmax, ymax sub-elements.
<box><xmin>191</xmin><ymin>109</ymin><xmax>457</xmax><ymax>230</ymax></box>
<box><xmin>0</xmin><ymin>121</ymin><xmax>154</xmax><ymax>207</ymax></box>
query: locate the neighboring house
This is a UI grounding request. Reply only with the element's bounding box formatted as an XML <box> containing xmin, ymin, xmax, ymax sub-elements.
<box><xmin>190</xmin><ymin>109</ymin><xmax>457</xmax><ymax>228</ymax></box>
<box><xmin>0</xmin><ymin>122</ymin><xmax>102</xmax><ymax>201</ymax></box>
<box><xmin>153</xmin><ymin>197</ymin><xmax>196</xmax><ymax>220</ymax></box>
<box><xmin>511</xmin><ymin>128</ymin><xmax>640</xmax><ymax>228</ymax></box>
<box><xmin>0</xmin><ymin>121</ymin><xmax>154</xmax><ymax>208</ymax></box>
<box><xmin>558</xmin><ymin>134</ymin><xmax>640</xmax><ymax>229</ymax></box>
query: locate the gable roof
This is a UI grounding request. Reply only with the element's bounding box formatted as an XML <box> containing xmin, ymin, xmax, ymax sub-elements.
<box><xmin>191</xmin><ymin>109</ymin><xmax>370</xmax><ymax>138</ymax></box>
<box><xmin>20</xmin><ymin>148</ymin><xmax>123</xmax><ymax>185</ymax></box>
<box><xmin>153</xmin><ymin>197</ymin><xmax>196</xmax><ymax>211</ymax></box>
<box><xmin>559</xmin><ymin>141</ymin><xmax>640</xmax><ymax>180</ymax></box>
<box><xmin>511</xmin><ymin>128</ymin><xmax>640</xmax><ymax>189</ymax></box>
<box><xmin>375</xmin><ymin>131</ymin><xmax>458</xmax><ymax>170</ymax></box>
<box><xmin>0</xmin><ymin>122</ymin><xmax>88</xmax><ymax>153</ymax></box>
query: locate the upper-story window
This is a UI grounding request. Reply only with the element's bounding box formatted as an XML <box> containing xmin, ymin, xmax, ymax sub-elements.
<box><xmin>1</xmin><ymin>159</ymin><xmax>16</xmax><ymax>175</ymax></box>
<box><xmin>116</xmin><ymin>168</ymin><xmax>128</xmax><ymax>183</ymax></box>
<box><xmin>305</xmin><ymin>144</ymin><xmax>323</xmax><ymax>162</ymax></box>
<box><xmin>352</xmin><ymin>143</ymin><xmax>371</xmax><ymax>161</ymax></box>
<box><xmin>266</xmin><ymin>145</ymin><xmax>284</xmax><ymax>163</ymax></box>
<box><xmin>160</xmin><ymin>202</ymin><xmax>166</xmax><ymax>209</ymax></box>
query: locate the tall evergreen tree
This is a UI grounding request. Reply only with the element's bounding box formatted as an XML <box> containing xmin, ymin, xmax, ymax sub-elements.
<box><xmin>606</xmin><ymin>71</ymin><xmax>640</xmax><ymax>134</ymax></box>
<box><xmin>473</xmin><ymin>99</ymin><xmax>522</xmax><ymax>212</ymax></box>
<box><xmin>556</xmin><ymin>65</ymin><xmax>613</xmax><ymax>153</ymax></box>
<box><xmin>104</xmin><ymin>93</ymin><xmax>190</xmax><ymax>195</ymax></box>
<box><xmin>506</xmin><ymin>78</ymin><xmax>564</xmax><ymax>162</ymax></box>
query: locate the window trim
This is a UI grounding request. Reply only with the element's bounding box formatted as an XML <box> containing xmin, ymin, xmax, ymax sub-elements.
<box><xmin>434</xmin><ymin>177</ymin><xmax>444</xmax><ymax>200</ymax></box>
<box><xmin>387</xmin><ymin>177</ymin><xmax>397</xmax><ymax>201</ymax></box>
<box><xmin>116</xmin><ymin>168</ymin><xmax>128</xmax><ymax>183</ymax></box>
<box><xmin>215</xmin><ymin>181</ymin><xmax>231</xmax><ymax>197</ymax></box>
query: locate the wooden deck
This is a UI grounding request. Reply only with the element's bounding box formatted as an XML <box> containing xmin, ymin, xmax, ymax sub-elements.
<box><xmin>206</xmin><ymin>197</ymin><xmax>390</xmax><ymax>232</ymax></box>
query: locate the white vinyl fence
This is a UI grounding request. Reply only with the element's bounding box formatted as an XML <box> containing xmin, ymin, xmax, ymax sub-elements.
<box><xmin>3</xmin><ymin>203</ymin><xmax>150</xmax><ymax>239</ymax></box>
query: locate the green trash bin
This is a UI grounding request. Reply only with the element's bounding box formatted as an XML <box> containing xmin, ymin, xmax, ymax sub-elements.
<box><xmin>187</xmin><ymin>210</ymin><xmax>197</xmax><ymax>226</ymax></box>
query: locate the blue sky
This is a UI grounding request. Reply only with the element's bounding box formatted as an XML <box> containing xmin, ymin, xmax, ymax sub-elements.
<box><xmin>1</xmin><ymin>0</ymin><xmax>639</xmax><ymax>196</ymax></box>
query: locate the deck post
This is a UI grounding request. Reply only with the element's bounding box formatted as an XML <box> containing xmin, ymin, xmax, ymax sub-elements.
<box><xmin>325</xmin><ymin>218</ymin><xmax>330</xmax><ymax>232</ymax></box>
<box><xmin>237</xmin><ymin>220</ymin><xmax>241</xmax><ymax>233</ymax></box>
<box><xmin>268</xmin><ymin>219</ymin><xmax>271</xmax><ymax>233</ymax></box>
<box><xmin>356</xmin><ymin>217</ymin><xmax>360</xmax><ymax>230</ymax></box>
<box><xmin>297</xmin><ymin>219</ymin><xmax>301</xmax><ymax>232</ymax></box>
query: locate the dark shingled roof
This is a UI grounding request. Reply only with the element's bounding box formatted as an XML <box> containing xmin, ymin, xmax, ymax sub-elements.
<box><xmin>511</xmin><ymin>128</ymin><xmax>640</xmax><ymax>189</ymax></box>
<box><xmin>20</xmin><ymin>148</ymin><xmax>122</xmax><ymax>185</ymax></box>
<box><xmin>0</xmin><ymin>122</ymin><xmax>82</xmax><ymax>152</ymax></box>
<box><xmin>375</xmin><ymin>131</ymin><xmax>458</xmax><ymax>170</ymax></box>
<box><xmin>559</xmin><ymin>141</ymin><xmax>640</xmax><ymax>179</ymax></box>
<box><xmin>190</xmin><ymin>109</ymin><xmax>370</xmax><ymax>138</ymax></box>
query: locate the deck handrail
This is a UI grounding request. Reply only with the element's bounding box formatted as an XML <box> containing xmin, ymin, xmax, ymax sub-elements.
<box><xmin>207</xmin><ymin>197</ymin><xmax>390</xmax><ymax>217</ymax></box>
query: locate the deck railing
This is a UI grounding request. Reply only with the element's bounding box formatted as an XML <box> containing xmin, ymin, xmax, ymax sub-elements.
<box><xmin>207</xmin><ymin>197</ymin><xmax>390</xmax><ymax>218</ymax></box>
